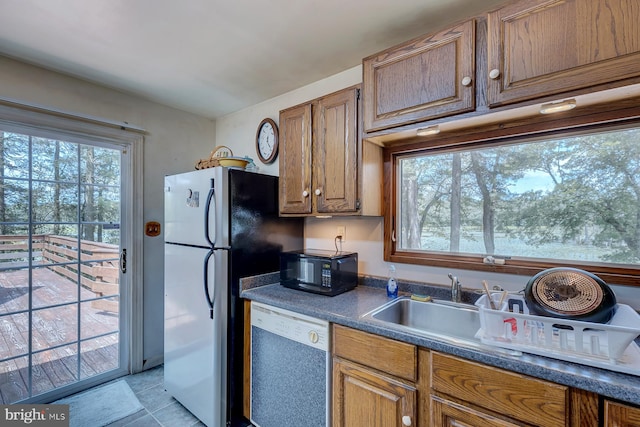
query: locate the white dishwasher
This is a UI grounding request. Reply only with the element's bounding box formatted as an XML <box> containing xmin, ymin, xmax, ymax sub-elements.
<box><xmin>250</xmin><ymin>301</ymin><xmax>330</xmax><ymax>427</ymax></box>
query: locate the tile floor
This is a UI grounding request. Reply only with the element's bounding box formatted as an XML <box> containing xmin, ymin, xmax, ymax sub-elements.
<box><xmin>105</xmin><ymin>365</ymin><xmax>205</xmax><ymax>427</ymax></box>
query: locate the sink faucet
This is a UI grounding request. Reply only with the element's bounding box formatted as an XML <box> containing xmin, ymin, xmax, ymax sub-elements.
<box><xmin>448</xmin><ymin>273</ymin><xmax>462</xmax><ymax>303</ymax></box>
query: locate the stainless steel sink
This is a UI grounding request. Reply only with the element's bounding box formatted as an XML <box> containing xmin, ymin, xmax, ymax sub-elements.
<box><xmin>364</xmin><ymin>297</ymin><xmax>481</xmax><ymax>343</ymax></box>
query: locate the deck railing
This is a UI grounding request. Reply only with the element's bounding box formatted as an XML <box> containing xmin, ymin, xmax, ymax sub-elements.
<box><xmin>0</xmin><ymin>234</ymin><xmax>120</xmax><ymax>312</ymax></box>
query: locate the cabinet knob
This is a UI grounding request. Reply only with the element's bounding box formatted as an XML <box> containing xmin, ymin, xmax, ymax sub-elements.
<box><xmin>461</xmin><ymin>76</ymin><xmax>472</xmax><ymax>86</ymax></box>
<box><xmin>315</xmin><ymin>188</ymin><xmax>322</xmax><ymax>196</ymax></box>
<box><xmin>302</xmin><ymin>190</ymin><xmax>309</xmax><ymax>197</ymax></box>
<box><xmin>402</xmin><ymin>415</ymin><xmax>412</xmax><ymax>426</ymax></box>
<box><xmin>489</xmin><ymin>68</ymin><xmax>501</xmax><ymax>80</ymax></box>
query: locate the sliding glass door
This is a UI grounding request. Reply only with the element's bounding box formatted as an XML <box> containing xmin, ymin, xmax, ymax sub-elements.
<box><xmin>0</xmin><ymin>129</ymin><xmax>128</xmax><ymax>403</ymax></box>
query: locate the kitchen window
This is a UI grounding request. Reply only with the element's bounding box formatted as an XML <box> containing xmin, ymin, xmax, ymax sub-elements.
<box><xmin>384</xmin><ymin>110</ymin><xmax>640</xmax><ymax>286</ymax></box>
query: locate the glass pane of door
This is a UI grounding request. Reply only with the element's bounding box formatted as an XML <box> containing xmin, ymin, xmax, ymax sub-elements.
<box><xmin>0</xmin><ymin>130</ymin><xmax>124</xmax><ymax>403</ymax></box>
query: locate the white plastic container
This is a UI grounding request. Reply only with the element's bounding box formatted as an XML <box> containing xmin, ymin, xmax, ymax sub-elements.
<box><xmin>475</xmin><ymin>294</ymin><xmax>640</xmax><ymax>375</ymax></box>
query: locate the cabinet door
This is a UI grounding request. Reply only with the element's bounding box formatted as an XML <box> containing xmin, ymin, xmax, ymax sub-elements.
<box><xmin>604</xmin><ymin>400</ymin><xmax>640</xmax><ymax>427</ymax></box>
<box><xmin>314</xmin><ymin>87</ymin><xmax>359</xmax><ymax>213</ymax></box>
<box><xmin>279</xmin><ymin>103</ymin><xmax>312</xmax><ymax>214</ymax></box>
<box><xmin>431</xmin><ymin>395</ymin><xmax>523</xmax><ymax>427</ymax></box>
<box><xmin>333</xmin><ymin>357</ymin><xmax>416</xmax><ymax>427</ymax></box>
<box><xmin>487</xmin><ymin>0</ymin><xmax>640</xmax><ymax>107</ymax></box>
<box><xmin>363</xmin><ymin>19</ymin><xmax>475</xmax><ymax>133</ymax></box>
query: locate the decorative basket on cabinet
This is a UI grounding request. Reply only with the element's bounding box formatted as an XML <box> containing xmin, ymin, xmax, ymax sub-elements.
<box><xmin>195</xmin><ymin>145</ymin><xmax>233</xmax><ymax>170</ymax></box>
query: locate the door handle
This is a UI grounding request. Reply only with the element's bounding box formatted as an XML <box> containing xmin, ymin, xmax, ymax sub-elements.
<box><xmin>120</xmin><ymin>248</ymin><xmax>127</xmax><ymax>274</ymax></box>
<box><xmin>205</xmin><ymin>180</ymin><xmax>216</xmax><ymax>247</ymax></box>
<box><xmin>204</xmin><ymin>250</ymin><xmax>215</xmax><ymax>319</ymax></box>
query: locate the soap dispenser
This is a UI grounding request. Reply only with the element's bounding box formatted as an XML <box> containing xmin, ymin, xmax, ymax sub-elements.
<box><xmin>386</xmin><ymin>264</ymin><xmax>398</xmax><ymax>298</ymax></box>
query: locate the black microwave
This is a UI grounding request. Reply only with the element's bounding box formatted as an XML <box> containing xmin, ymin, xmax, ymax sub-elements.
<box><xmin>280</xmin><ymin>249</ymin><xmax>358</xmax><ymax>296</ymax></box>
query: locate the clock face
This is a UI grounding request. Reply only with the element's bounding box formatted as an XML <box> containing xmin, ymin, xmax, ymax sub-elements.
<box><xmin>258</xmin><ymin>123</ymin><xmax>275</xmax><ymax>157</ymax></box>
<box><xmin>256</xmin><ymin>119</ymin><xmax>278</xmax><ymax>164</ymax></box>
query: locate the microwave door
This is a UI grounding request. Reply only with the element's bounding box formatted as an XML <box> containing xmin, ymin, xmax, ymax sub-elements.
<box><xmin>299</xmin><ymin>259</ymin><xmax>314</xmax><ymax>284</ymax></box>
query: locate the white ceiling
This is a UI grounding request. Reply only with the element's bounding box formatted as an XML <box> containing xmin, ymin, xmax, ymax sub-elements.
<box><xmin>0</xmin><ymin>0</ymin><xmax>507</xmax><ymax>119</ymax></box>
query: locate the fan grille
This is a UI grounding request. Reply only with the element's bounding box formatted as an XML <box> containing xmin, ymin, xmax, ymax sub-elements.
<box><xmin>531</xmin><ymin>270</ymin><xmax>604</xmax><ymax>315</ymax></box>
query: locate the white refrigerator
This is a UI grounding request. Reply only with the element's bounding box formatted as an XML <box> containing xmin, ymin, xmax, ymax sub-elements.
<box><xmin>164</xmin><ymin>167</ymin><xmax>303</xmax><ymax>426</ymax></box>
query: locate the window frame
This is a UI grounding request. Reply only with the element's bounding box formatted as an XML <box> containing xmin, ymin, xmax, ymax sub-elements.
<box><xmin>383</xmin><ymin>98</ymin><xmax>640</xmax><ymax>287</ymax></box>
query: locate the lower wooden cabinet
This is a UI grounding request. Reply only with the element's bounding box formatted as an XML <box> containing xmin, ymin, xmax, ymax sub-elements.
<box><xmin>604</xmin><ymin>399</ymin><xmax>640</xmax><ymax>426</ymax></box>
<box><xmin>333</xmin><ymin>357</ymin><xmax>416</xmax><ymax>427</ymax></box>
<box><xmin>330</xmin><ymin>325</ymin><xmax>604</xmax><ymax>427</ymax></box>
<box><xmin>332</xmin><ymin>325</ymin><xmax>418</xmax><ymax>427</ymax></box>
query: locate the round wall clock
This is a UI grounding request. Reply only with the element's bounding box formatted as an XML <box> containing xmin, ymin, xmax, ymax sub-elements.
<box><xmin>255</xmin><ymin>118</ymin><xmax>279</xmax><ymax>164</ymax></box>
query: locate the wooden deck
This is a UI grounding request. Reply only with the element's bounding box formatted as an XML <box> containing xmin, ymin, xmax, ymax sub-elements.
<box><xmin>0</xmin><ymin>268</ymin><xmax>120</xmax><ymax>404</ymax></box>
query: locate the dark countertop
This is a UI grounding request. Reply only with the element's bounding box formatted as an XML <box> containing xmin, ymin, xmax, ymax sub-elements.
<box><xmin>240</xmin><ymin>278</ymin><xmax>640</xmax><ymax>406</ymax></box>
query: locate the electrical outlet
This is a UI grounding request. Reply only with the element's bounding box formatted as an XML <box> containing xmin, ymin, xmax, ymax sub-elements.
<box><xmin>336</xmin><ymin>225</ymin><xmax>346</xmax><ymax>241</ymax></box>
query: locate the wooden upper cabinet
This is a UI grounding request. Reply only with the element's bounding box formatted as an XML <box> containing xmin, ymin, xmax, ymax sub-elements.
<box><xmin>279</xmin><ymin>84</ymin><xmax>382</xmax><ymax>216</ymax></box>
<box><xmin>279</xmin><ymin>103</ymin><xmax>312</xmax><ymax>214</ymax></box>
<box><xmin>363</xmin><ymin>19</ymin><xmax>476</xmax><ymax>133</ymax></box>
<box><xmin>487</xmin><ymin>0</ymin><xmax>640</xmax><ymax>107</ymax></box>
<box><xmin>314</xmin><ymin>87</ymin><xmax>359</xmax><ymax>214</ymax></box>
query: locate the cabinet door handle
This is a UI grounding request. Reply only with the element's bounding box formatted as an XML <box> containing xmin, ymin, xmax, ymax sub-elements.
<box><xmin>315</xmin><ymin>188</ymin><xmax>322</xmax><ymax>196</ymax></box>
<box><xmin>461</xmin><ymin>76</ymin><xmax>472</xmax><ymax>86</ymax></box>
<box><xmin>489</xmin><ymin>68</ymin><xmax>501</xmax><ymax>80</ymax></box>
<box><xmin>302</xmin><ymin>190</ymin><xmax>309</xmax><ymax>197</ymax></box>
<box><xmin>402</xmin><ymin>415</ymin><xmax>412</xmax><ymax>426</ymax></box>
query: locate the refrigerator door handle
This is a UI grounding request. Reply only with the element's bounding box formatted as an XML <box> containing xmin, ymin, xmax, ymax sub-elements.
<box><xmin>204</xmin><ymin>249</ymin><xmax>215</xmax><ymax>319</ymax></box>
<box><xmin>205</xmin><ymin>183</ymin><xmax>216</xmax><ymax>247</ymax></box>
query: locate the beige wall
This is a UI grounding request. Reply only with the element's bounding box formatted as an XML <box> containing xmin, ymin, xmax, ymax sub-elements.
<box><xmin>0</xmin><ymin>55</ymin><xmax>216</xmax><ymax>366</ymax></box>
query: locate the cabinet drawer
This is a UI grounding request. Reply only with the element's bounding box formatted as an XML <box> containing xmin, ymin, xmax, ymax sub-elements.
<box><xmin>431</xmin><ymin>395</ymin><xmax>524</xmax><ymax>427</ymax></box>
<box><xmin>604</xmin><ymin>399</ymin><xmax>640</xmax><ymax>426</ymax></box>
<box><xmin>332</xmin><ymin>324</ymin><xmax>416</xmax><ymax>382</ymax></box>
<box><xmin>431</xmin><ymin>352</ymin><xmax>568</xmax><ymax>427</ymax></box>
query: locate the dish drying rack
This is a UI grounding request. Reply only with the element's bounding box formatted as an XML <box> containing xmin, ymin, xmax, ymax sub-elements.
<box><xmin>475</xmin><ymin>294</ymin><xmax>640</xmax><ymax>376</ymax></box>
